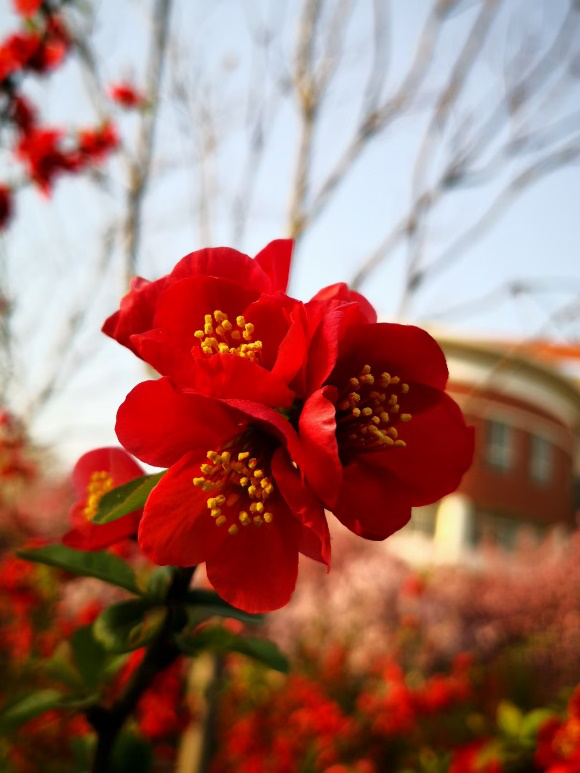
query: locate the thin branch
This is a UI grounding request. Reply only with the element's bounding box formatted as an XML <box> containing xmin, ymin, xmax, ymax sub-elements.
<box><xmin>123</xmin><ymin>0</ymin><xmax>173</xmax><ymax>289</ymax></box>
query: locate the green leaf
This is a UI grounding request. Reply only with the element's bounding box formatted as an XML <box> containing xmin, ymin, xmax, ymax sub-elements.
<box><xmin>71</xmin><ymin>625</ymin><xmax>108</xmax><ymax>690</ymax></box>
<box><xmin>177</xmin><ymin>626</ymin><xmax>289</xmax><ymax>673</ymax></box>
<box><xmin>94</xmin><ymin>600</ymin><xmax>167</xmax><ymax>654</ymax></box>
<box><xmin>93</xmin><ymin>472</ymin><xmax>165</xmax><ymax>525</ymax></box>
<box><xmin>520</xmin><ymin>708</ymin><xmax>557</xmax><ymax>741</ymax></box>
<box><xmin>185</xmin><ymin>589</ymin><xmax>265</xmax><ymax>626</ymax></box>
<box><xmin>0</xmin><ymin>689</ymin><xmax>66</xmax><ymax>731</ymax></box>
<box><xmin>497</xmin><ymin>700</ymin><xmax>523</xmax><ymax>737</ymax></box>
<box><xmin>17</xmin><ymin>544</ymin><xmax>141</xmax><ymax>595</ymax></box>
<box><xmin>38</xmin><ymin>658</ymin><xmax>86</xmax><ymax>692</ymax></box>
<box><xmin>110</xmin><ymin>731</ymin><xmax>153</xmax><ymax>773</ymax></box>
<box><xmin>145</xmin><ymin>566</ymin><xmax>174</xmax><ymax>603</ymax></box>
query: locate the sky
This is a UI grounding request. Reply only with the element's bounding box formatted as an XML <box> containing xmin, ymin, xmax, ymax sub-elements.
<box><xmin>0</xmin><ymin>0</ymin><xmax>579</xmax><ymax>467</ymax></box>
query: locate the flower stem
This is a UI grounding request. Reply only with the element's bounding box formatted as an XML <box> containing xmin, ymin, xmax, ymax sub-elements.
<box><xmin>87</xmin><ymin>565</ymin><xmax>195</xmax><ymax>772</ymax></box>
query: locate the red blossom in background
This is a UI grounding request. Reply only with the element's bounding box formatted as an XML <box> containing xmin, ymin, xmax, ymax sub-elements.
<box><xmin>15</xmin><ymin>127</ymin><xmax>76</xmax><ymax>195</ymax></box>
<box><xmin>536</xmin><ymin>687</ymin><xmax>580</xmax><ymax>772</ymax></box>
<box><xmin>108</xmin><ymin>81</ymin><xmax>146</xmax><ymax>109</ymax></box>
<box><xmin>62</xmin><ymin>447</ymin><xmax>144</xmax><ymax>551</ymax></box>
<box><xmin>12</xmin><ymin>0</ymin><xmax>44</xmax><ymax>19</ymax></box>
<box><xmin>77</xmin><ymin>122</ymin><xmax>119</xmax><ymax>164</ymax></box>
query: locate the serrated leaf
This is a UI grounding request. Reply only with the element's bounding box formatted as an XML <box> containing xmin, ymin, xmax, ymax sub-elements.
<box><xmin>185</xmin><ymin>589</ymin><xmax>265</xmax><ymax>626</ymax></box>
<box><xmin>17</xmin><ymin>544</ymin><xmax>141</xmax><ymax>595</ymax></box>
<box><xmin>0</xmin><ymin>689</ymin><xmax>66</xmax><ymax>731</ymax></box>
<box><xmin>497</xmin><ymin>700</ymin><xmax>523</xmax><ymax>737</ymax></box>
<box><xmin>94</xmin><ymin>600</ymin><xmax>166</xmax><ymax>654</ymax></box>
<box><xmin>93</xmin><ymin>472</ymin><xmax>165</xmax><ymax>525</ymax></box>
<box><xmin>71</xmin><ymin>625</ymin><xmax>108</xmax><ymax>690</ymax></box>
<box><xmin>177</xmin><ymin>626</ymin><xmax>289</xmax><ymax>673</ymax></box>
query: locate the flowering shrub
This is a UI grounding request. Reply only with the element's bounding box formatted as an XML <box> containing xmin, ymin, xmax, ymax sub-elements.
<box><xmin>0</xmin><ymin>238</ymin><xmax>486</xmax><ymax>771</ymax></box>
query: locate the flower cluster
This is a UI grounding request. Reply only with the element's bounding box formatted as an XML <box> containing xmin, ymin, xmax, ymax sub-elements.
<box><xmin>535</xmin><ymin>687</ymin><xmax>580</xmax><ymax>772</ymax></box>
<box><xmin>96</xmin><ymin>240</ymin><xmax>474</xmax><ymax>613</ymax></box>
<box><xmin>0</xmin><ymin>2</ymin><xmax>144</xmax><ymax>228</ymax></box>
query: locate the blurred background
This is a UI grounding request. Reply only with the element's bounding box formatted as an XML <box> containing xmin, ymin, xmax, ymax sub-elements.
<box><xmin>0</xmin><ymin>1</ymin><xmax>579</xmax><ymax>771</ymax></box>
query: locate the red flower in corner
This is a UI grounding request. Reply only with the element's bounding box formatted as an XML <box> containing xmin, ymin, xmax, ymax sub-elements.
<box><xmin>535</xmin><ymin>687</ymin><xmax>580</xmax><ymax>772</ymax></box>
<box><xmin>62</xmin><ymin>447</ymin><xmax>144</xmax><ymax>551</ymax></box>
<box><xmin>115</xmin><ymin>379</ymin><xmax>330</xmax><ymax>614</ymax></box>
<box><xmin>298</xmin><ymin>321</ymin><xmax>474</xmax><ymax>540</ymax></box>
<box><xmin>449</xmin><ymin>740</ymin><xmax>503</xmax><ymax>773</ymax></box>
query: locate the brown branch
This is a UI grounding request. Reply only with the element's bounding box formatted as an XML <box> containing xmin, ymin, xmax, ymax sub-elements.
<box><xmin>123</xmin><ymin>0</ymin><xmax>173</xmax><ymax>289</ymax></box>
<box><xmin>411</xmin><ymin>140</ymin><xmax>580</xmax><ymax>292</ymax></box>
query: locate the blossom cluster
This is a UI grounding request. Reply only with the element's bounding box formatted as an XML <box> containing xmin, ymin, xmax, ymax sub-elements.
<box><xmin>0</xmin><ymin>1</ymin><xmax>144</xmax><ymax>229</ymax></box>
<box><xmin>82</xmin><ymin>240</ymin><xmax>474</xmax><ymax>612</ymax></box>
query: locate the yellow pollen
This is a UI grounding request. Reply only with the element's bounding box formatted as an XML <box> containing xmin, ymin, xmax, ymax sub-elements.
<box><xmin>82</xmin><ymin>471</ymin><xmax>114</xmax><ymax>521</ymax></box>
<box><xmin>210</xmin><ymin>508</ymin><xmax>221</xmax><ymax>518</ymax></box>
<box><xmin>213</xmin><ymin>310</ymin><xmax>227</xmax><ymax>322</ymax></box>
<box><xmin>193</xmin><ymin>477</ymin><xmax>206</xmax><ymax>487</ymax></box>
<box><xmin>253</xmin><ymin>469</ymin><xmax>264</xmax><ymax>479</ymax></box>
<box><xmin>247</xmin><ymin>485</ymin><xmax>257</xmax><ymax>496</ymax></box>
<box><xmin>207</xmin><ymin>451</ymin><xmax>218</xmax><ymax>460</ymax></box>
<box><xmin>200</xmin><ymin>463</ymin><xmax>214</xmax><ymax>474</ymax></box>
<box><xmin>248</xmin><ymin>458</ymin><xmax>258</xmax><ymax>469</ymax></box>
<box><xmin>240</xmin><ymin>477</ymin><xmax>249</xmax><ymax>486</ymax></box>
<box><xmin>264</xmin><ymin>512</ymin><xmax>273</xmax><ymax>523</ymax></box>
<box><xmin>253</xmin><ymin>515</ymin><xmax>263</xmax><ymax>526</ymax></box>
<box><xmin>194</xmin><ymin>330</ymin><xmax>204</xmax><ymax>339</ymax></box>
<box><xmin>228</xmin><ymin>524</ymin><xmax>239</xmax><ymax>535</ymax></box>
<box><xmin>238</xmin><ymin>452</ymin><xmax>250</xmax><ymax>460</ymax></box>
<box><xmin>222</xmin><ymin>319</ymin><xmax>232</xmax><ymax>332</ymax></box>
<box><xmin>216</xmin><ymin>515</ymin><xmax>227</xmax><ymax>527</ymax></box>
<box><xmin>337</xmin><ymin>365</ymin><xmax>412</xmax><ymax>452</ymax></box>
<box><xmin>194</xmin><ymin>311</ymin><xmax>262</xmax><ymax>362</ymax></box>
<box><xmin>239</xmin><ymin>511</ymin><xmax>250</xmax><ymax>525</ymax></box>
<box><xmin>236</xmin><ymin>315</ymin><xmax>246</xmax><ymax>327</ymax></box>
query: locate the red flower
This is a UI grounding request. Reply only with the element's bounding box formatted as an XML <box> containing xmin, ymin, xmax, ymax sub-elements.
<box><xmin>12</xmin><ymin>0</ymin><xmax>43</xmax><ymax>18</ymax></box>
<box><xmin>449</xmin><ymin>740</ymin><xmax>503</xmax><ymax>773</ymax></box>
<box><xmin>116</xmin><ymin>380</ymin><xmax>330</xmax><ymax>613</ymax></box>
<box><xmin>536</xmin><ymin>688</ymin><xmax>580</xmax><ymax>772</ymax></box>
<box><xmin>298</xmin><ymin>321</ymin><xmax>474</xmax><ymax>540</ymax></box>
<box><xmin>62</xmin><ymin>447</ymin><xmax>144</xmax><ymax>550</ymax></box>
<box><xmin>0</xmin><ymin>18</ymin><xmax>69</xmax><ymax>83</ymax></box>
<box><xmin>102</xmin><ymin>240</ymin><xmax>293</xmax><ymax>357</ymax></box>
<box><xmin>11</xmin><ymin>95</ymin><xmax>37</xmax><ymax>134</ymax></box>
<box><xmin>15</xmin><ymin>127</ymin><xmax>76</xmax><ymax>195</ymax></box>
<box><xmin>0</xmin><ymin>185</ymin><xmax>13</xmax><ymax>230</ymax></box>
<box><xmin>108</xmin><ymin>81</ymin><xmax>146</xmax><ymax>109</ymax></box>
<box><xmin>77</xmin><ymin>122</ymin><xmax>119</xmax><ymax>164</ymax></box>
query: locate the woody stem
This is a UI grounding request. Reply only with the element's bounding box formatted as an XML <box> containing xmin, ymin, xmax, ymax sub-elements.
<box><xmin>86</xmin><ymin>566</ymin><xmax>195</xmax><ymax>772</ymax></box>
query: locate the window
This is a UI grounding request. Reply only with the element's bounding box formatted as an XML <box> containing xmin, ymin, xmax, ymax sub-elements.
<box><xmin>529</xmin><ymin>434</ymin><xmax>552</xmax><ymax>485</ymax></box>
<box><xmin>485</xmin><ymin>420</ymin><xmax>513</xmax><ymax>472</ymax></box>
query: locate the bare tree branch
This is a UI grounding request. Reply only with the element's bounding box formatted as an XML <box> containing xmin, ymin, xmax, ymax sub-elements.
<box><xmin>123</xmin><ymin>0</ymin><xmax>173</xmax><ymax>288</ymax></box>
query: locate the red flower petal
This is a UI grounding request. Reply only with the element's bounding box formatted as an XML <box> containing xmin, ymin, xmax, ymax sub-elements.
<box><xmin>311</xmin><ymin>282</ymin><xmax>377</xmax><ymax>323</ymax></box>
<box><xmin>170</xmin><ymin>246</ymin><xmax>274</xmax><ymax>293</ymax></box>
<box><xmin>332</xmin><ymin>323</ymin><xmax>449</xmax><ymax>392</ymax></box>
<box><xmin>63</xmin><ymin>510</ymin><xmax>141</xmax><ymax>551</ymax></box>
<box><xmin>298</xmin><ymin>386</ymin><xmax>342</xmax><ymax>508</ymax></box>
<box><xmin>333</xmin><ymin>458</ymin><xmax>412</xmax><ymax>540</ymax></box>
<box><xmin>138</xmin><ymin>452</ymin><xmax>227</xmax><ymax>566</ymax></box>
<box><xmin>253</xmin><ymin>239</ymin><xmax>293</xmax><ymax>293</ymax></box>
<box><xmin>178</xmin><ymin>354</ymin><xmax>295</xmax><ymax>408</ymax></box>
<box><xmin>271</xmin><ymin>447</ymin><xmax>331</xmax><ymax>567</ymax></box>
<box><xmin>206</xmin><ymin>499</ymin><xmax>301</xmax><ymax>613</ymax></box>
<box><xmin>376</xmin><ymin>391</ymin><xmax>474</xmax><ymax>505</ymax></box>
<box><xmin>116</xmin><ymin>378</ymin><xmax>243</xmax><ymax>467</ymax></box>
<box><xmin>71</xmin><ymin>447</ymin><xmax>143</xmax><ymax>496</ymax></box>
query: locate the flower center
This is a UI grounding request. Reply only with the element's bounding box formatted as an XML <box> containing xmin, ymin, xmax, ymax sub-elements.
<box><xmin>192</xmin><ymin>437</ymin><xmax>275</xmax><ymax>535</ymax></box>
<box><xmin>336</xmin><ymin>364</ymin><xmax>412</xmax><ymax>452</ymax></box>
<box><xmin>193</xmin><ymin>310</ymin><xmax>262</xmax><ymax>363</ymax></box>
<box><xmin>83</xmin><ymin>470</ymin><xmax>114</xmax><ymax>521</ymax></box>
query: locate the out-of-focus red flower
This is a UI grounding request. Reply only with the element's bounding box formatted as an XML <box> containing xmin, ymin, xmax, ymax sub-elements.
<box><xmin>116</xmin><ymin>382</ymin><xmax>330</xmax><ymax>613</ymax></box>
<box><xmin>77</xmin><ymin>122</ymin><xmax>119</xmax><ymax>164</ymax></box>
<box><xmin>536</xmin><ymin>687</ymin><xmax>580</xmax><ymax>772</ymax></box>
<box><xmin>102</xmin><ymin>240</ymin><xmax>294</xmax><ymax>356</ymax></box>
<box><xmin>0</xmin><ymin>185</ymin><xmax>13</xmax><ymax>230</ymax></box>
<box><xmin>11</xmin><ymin>95</ymin><xmax>37</xmax><ymax>134</ymax></box>
<box><xmin>15</xmin><ymin>127</ymin><xmax>76</xmax><ymax>195</ymax></box>
<box><xmin>12</xmin><ymin>0</ymin><xmax>43</xmax><ymax>18</ymax></box>
<box><xmin>108</xmin><ymin>81</ymin><xmax>146</xmax><ymax>109</ymax></box>
<box><xmin>0</xmin><ymin>17</ymin><xmax>69</xmax><ymax>83</ymax></box>
<box><xmin>62</xmin><ymin>447</ymin><xmax>144</xmax><ymax>551</ymax></box>
<box><xmin>449</xmin><ymin>740</ymin><xmax>503</xmax><ymax>773</ymax></box>
<box><xmin>298</xmin><ymin>321</ymin><xmax>474</xmax><ymax>540</ymax></box>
